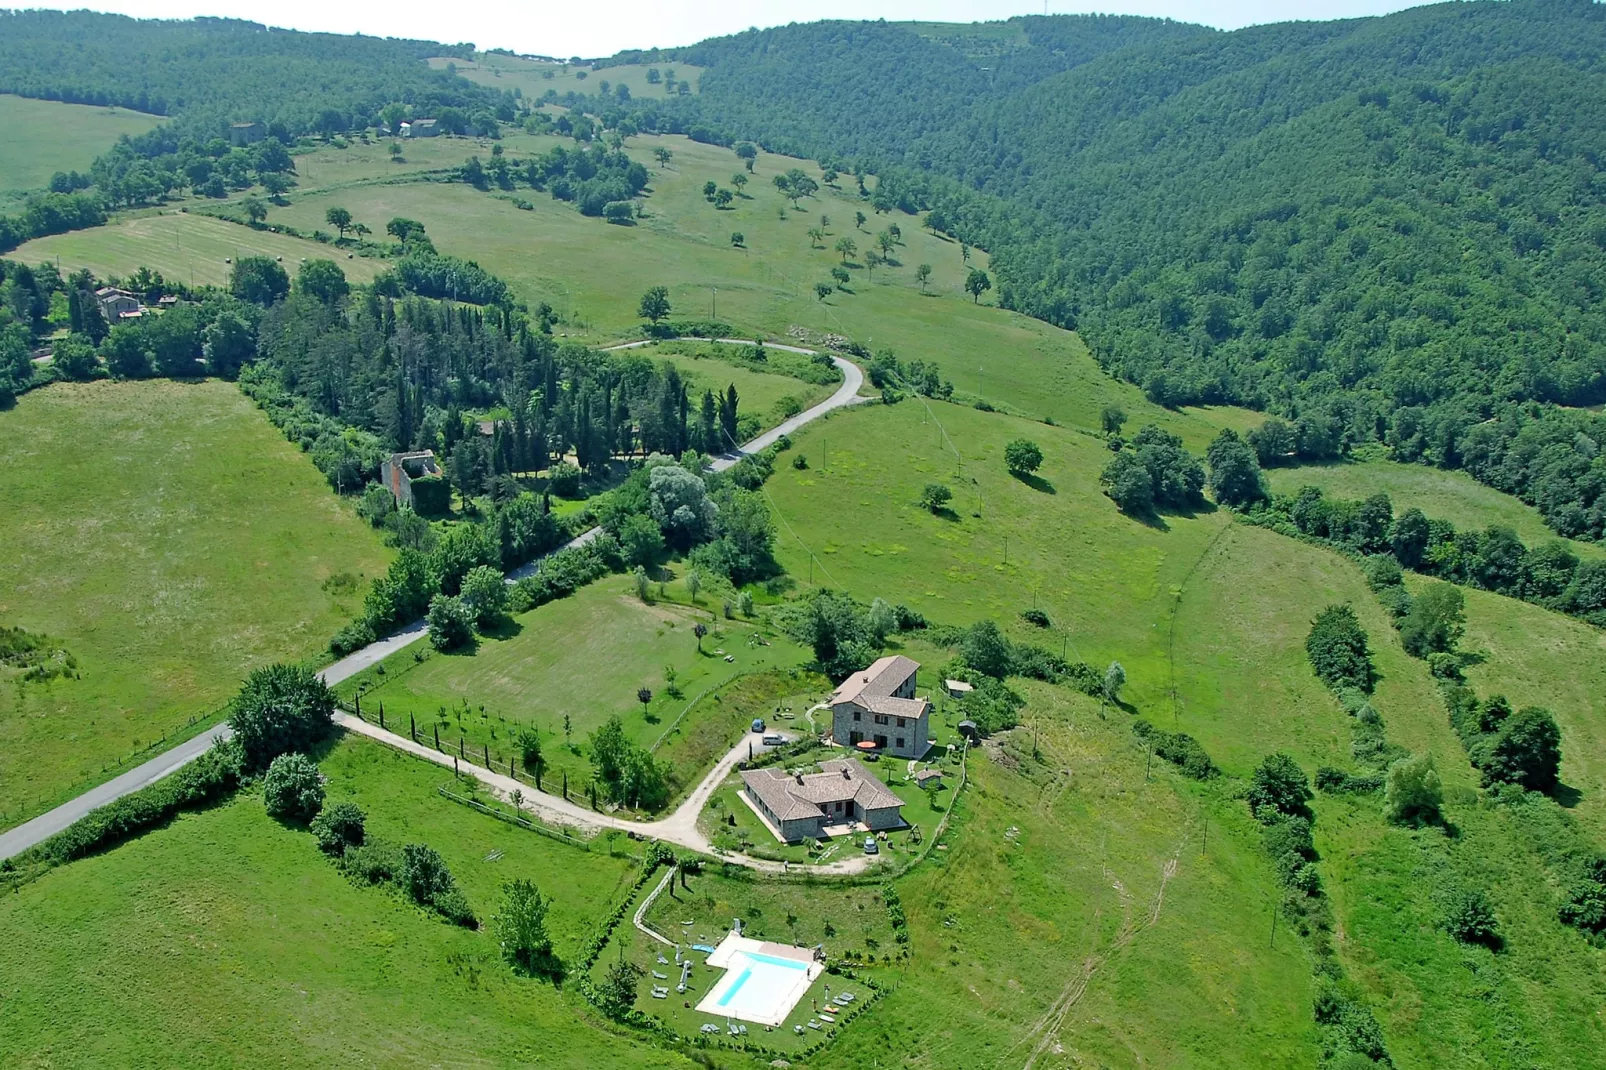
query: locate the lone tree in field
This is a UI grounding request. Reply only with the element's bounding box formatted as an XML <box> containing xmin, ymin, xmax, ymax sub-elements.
<box><xmin>637</xmin><ymin>687</ymin><xmax>652</xmax><ymax>713</ymax></box>
<box><xmin>325</xmin><ymin>206</ymin><xmax>353</xmax><ymax>240</ymax></box>
<box><xmin>916</xmin><ymin>263</ymin><xmax>932</xmax><ymax>293</ymax></box>
<box><xmin>835</xmin><ymin>236</ymin><xmax>857</xmax><ymax>262</ymax></box>
<box><xmin>814</xmin><ymin>281</ymin><xmax>833</xmax><ymax>302</ymax></box>
<box><xmin>730</xmin><ymin>231</ymin><xmax>745</xmax><ymax>248</ymax></box>
<box><xmin>854</xmin><ymin>210</ymin><xmax>867</xmax><ymax>230</ymax></box>
<box><xmin>876</xmin><ymin>230</ymin><xmax>896</xmax><ymax>259</ymax></box>
<box><xmin>734</xmin><ymin>141</ymin><xmax>757</xmax><ymax>171</ymax></box>
<box><xmin>731</xmin><ymin>172</ymin><xmax>748</xmax><ymax>192</ymax></box>
<box><xmin>653</xmin><ymin>147</ymin><xmax>673</xmax><ymax>168</ymax></box>
<box><xmin>229</xmin><ymin>662</ymin><xmax>336</xmax><ymax>772</ymax></box>
<box><xmin>1101</xmin><ymin>405</ymin><xmax>1127</xmax><ymax>435</ymax></box>
<box><xmin>242</xmin><ymin>196</ymin><xmax>267</xmax><ymax>225</ymax></box>
<box><xmin>1004</xmin><ymin>438</ymin><xmax>1043</xmax><ymax>478</ymax></box>
<box><xmin>1103</xmin><ymin>661</ymin><xmax>1126</xmax><ymax>704</ymax></box>
<box><xmin>693</xmin><ymin>622</ymin><xmax>708</xmax><ymax>651</ymax></box>
<box><xmin>807</xmin><ymin>226</ymin><xmax>825</xmax><ymax>248</ymax></box>
<box><xmin>638</xmin><ymin>285</ymin><xmax>671</xmax><ymax>324</ymax></box>
<box><xmin>920</xmin><ymin>483</ymin><xmax>953</xmax><ymax>513</ymax></box>
<box><xmin>965</xmin><ymin>268</ymin><xmax>992</xmax><ymax>304</ymax></box>
<box><xmin>494</xmin><ymin>878</ymin><xmax>555</xmax><ymax>976</ymax></box>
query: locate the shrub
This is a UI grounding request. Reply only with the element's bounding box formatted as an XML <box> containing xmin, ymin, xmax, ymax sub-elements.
<box><xmin>229</xmin><ymin>663</ymin><xmax>336</xmax><ymax>772</ymax></box>
<box><xmin>400</xmin><ymin>843</ymin><xmax>457</xmax><ymax>905</ymax></box>
<box><xmin>1440</xmin><ymin>887</ymin><xmax>1500</xmax><ymax>946</ymax></box>
<box><xmin>432</xmin><ymin>888</ymin><xmax>479</xmax><ymax>928</ymax></box>
<box><xmin>329</xmin><ymin>618</ymin><xmax>377</xmax><ymax>656</ymax></box>
<box><xmin>1481</xmin><ymin>706</ymin><xmax>1562</xmax><ymax>793</ymax></box>
<box><xmin>427</xmin><ymin>593</ymin><xmax>474</xmax><ymax>650</ymax></box>
<box><xmin>1383</xmin><ymin>753</ymin><xmax>1443</xmax><ymax>825</ymax></box>
<box><xmin>548</xmin><ymin>462</ymin><xmax>583</xmax><ymax>498</ymax></box>
<box><xmin>310</xmin><ymin>801</ymin><xmax>366</xmax><ymax>854</ymax></box>
<box><xmin>262</xmin><ymin>753</ymin><xmax>326</xmax><ymax>824</ymax></box>
<box><xmin>1020</xmin><ymin>608</ymin><xmax>1051</xmax><ymax>628</ymax></box>
<box><xmin>341</xmin><ymin>840</ymin><xmax>402</xmax><ymax>884</ymax></box>
<box><xmin>1247</xmin><ymin>752</ymin><xmax>1312</xmax><ymax>822</ymax></box>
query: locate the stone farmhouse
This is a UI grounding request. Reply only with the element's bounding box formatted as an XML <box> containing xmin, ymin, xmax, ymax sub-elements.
<box><xmin>741</xmin><ymin>757</ymin><xmax>904</xmax><ymax>843</ymax></box>
<box><xmin>402</xmin><ymin>118</ymin><xmax>440</xmax><ymax>137</ymax></box>
<box><xmin>830</xmin><ymin>655</ymin><xmax>930</xmax><ymax>758</ymax></box>
<box><xmin>94</xmin><ymin>286</ymin><xmax>141</xmax><ymax>321</ymax></box>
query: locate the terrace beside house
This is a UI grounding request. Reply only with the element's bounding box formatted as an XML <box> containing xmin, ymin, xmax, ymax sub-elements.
<box><xmin>740</xmin><ymin>757</ymin><xmax>904</xmax><ymax>844</ymax></box>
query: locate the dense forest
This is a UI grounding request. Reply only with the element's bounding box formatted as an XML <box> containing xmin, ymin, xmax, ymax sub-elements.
<box><xmin>624</xmin><ymin>1</ymin><xmax>1606</xmax><ymax>538</ymax></box>
<box><xmin>0</xmin><ymin>11</ymin><xmax>493</xmax><ymax>136</ymax></box>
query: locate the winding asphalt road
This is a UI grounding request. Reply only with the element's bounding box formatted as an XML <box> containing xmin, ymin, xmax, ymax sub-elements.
<box><xmin>0</xmin><ymin>342</ymin><xmax>864</xmax><ymax>864</ymax></box>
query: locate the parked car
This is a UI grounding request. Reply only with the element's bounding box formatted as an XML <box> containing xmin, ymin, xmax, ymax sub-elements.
<box><xmin>862</xmin><ymin>836</ymin><xmax>878</xmax><ymax>855</ymax></box>
<box><xmin>762</xmin><ymin>734</ymin><xmax>784</xmax><ymax>746</ymax></box>
<box><xmin>751</xmin><ymin>718</ymin><xmax>765</xmax><ymax>733</ymax></box>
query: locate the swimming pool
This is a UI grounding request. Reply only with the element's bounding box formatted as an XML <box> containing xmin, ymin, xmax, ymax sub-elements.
<box><xmin>695</xmin><ymin>935</ymin><xmax>823</xmax><ymax>1027</ymax></box>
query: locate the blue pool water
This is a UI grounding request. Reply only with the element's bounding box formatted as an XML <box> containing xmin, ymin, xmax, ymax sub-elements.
<box><xmin>717</xmin><ymin>967</ymin><xmax>753</xmax><ymax>1006</ymax></box>
<box><xmin>744</xmin><ymin>951</ymin><xmax>810</xmax><ymax>970</ymax></box>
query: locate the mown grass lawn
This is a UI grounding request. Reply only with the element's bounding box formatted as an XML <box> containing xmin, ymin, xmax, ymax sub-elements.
<box><xmin>0</xmin><ymin>93</ymin><xmax>163</xmax><ymax>195</ymax></box>
<box><xmin>0</xmin><ymin>734</ymin><xmax>684</xmax><ymax>1070</ymax></box>
<box><xmin>336</xmin><ymin>575</ymin><xmax>811</xmax><ymax>798</ymax></box>
<box><xmin>13</xmin><ymin>209</ymin><xmax>387</xmax><ymax>290</ymax></box>
<box><xmin>0</xmin><ymin>380</ymin><xmax>391</xmax><ymax>827</ymax></box>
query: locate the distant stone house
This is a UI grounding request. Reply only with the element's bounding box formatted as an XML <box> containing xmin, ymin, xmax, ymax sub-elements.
<box><xmin>403</xmin><ymin>118</ymin><xmax>440</xmax><ymax>138</ymax></box>
<box><xmin>229</xmin><ymin>121</ymin><xmax>266</xmax><ymax>146</ymax></box>
<box><xmin>830</xmin><ymin>655</ymin><xmax>931</xmax><ymax>758</ymax></box>
<box><xmin>380</xmin><ymin>450</ymin><xmax>442</xmax><ymax>508</ymax></box>
<box><xmin>94</xmin><ymin>286</ymin><xmax>140</xmax><ymax>321</ymax></box>
<box><xmin>741</xmin><ymin>758</ymin><xmax>904</xmax><ymax>843</ymax></box>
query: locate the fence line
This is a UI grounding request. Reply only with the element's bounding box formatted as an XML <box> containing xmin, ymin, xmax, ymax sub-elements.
<box><xmin>435</xmin><ymin>787</ymin><xmax>592</xmax><ymax>849</ymax></box>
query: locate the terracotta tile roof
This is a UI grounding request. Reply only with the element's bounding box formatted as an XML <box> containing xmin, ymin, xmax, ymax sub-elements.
<box><xmin>830</xmin><ymin>655</ymin><xmax>920</xmax><ymax>707</ymax></box>
<box><xmin>741</xmin><ymin>757</ymin><xmax>902</xmax><ymax>822</ymax></box>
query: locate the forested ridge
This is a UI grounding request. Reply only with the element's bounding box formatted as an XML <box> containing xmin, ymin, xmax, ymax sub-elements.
<box><xmin>0</xmin><ymin>10</ymin><xmax>492</xmax><ymax>136</ymax></box>
<box><xmin>637</xmin><ymin>1</ymin><xmax>1606</xmax><ymax>539</ymax></box>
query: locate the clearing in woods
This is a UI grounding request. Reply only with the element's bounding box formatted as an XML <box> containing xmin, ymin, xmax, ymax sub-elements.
<box><xmin>0</xmin><ymin>93</ymin><xmax>163</xmax><ymax>197</ymax></box>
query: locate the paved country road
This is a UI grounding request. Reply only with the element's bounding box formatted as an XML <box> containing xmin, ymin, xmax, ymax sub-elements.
<box><xmin>0</xmin><ymin>343</ymin><xmax>864</xmax><ymax>864</ymax></box>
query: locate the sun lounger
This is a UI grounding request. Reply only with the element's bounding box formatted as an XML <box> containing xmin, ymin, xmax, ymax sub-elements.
<box><xmin>700</xmin><ymin>1023</ymin><xmax>720</xmax><ymax>1034</ymax></box>
<box><xmin>692</xmin><ymin>944</ymin><xmax>717</xmax><ymax>953</ymax></box>
<box><xmin>807</xmin><ymin>1020</ymin><xmax>822</xmax><ymax>1030</ymax></box>
<box><xmin>651</xmin><ymin>989</ymin><xmax>668</xmax><ymax>999</ymax></box>
<box><xmin>652</xmin><ymin>970</ymin><xmax>668</xmax><ymax>979</ymax></box>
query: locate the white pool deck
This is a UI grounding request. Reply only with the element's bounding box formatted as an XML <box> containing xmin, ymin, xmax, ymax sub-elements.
<box><xmin>694</xmin><ymin>932</ymin><xmax>823</xmax><ymax>1027</ymax></box>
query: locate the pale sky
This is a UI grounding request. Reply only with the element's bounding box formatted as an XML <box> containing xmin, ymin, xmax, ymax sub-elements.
<box><xmin>26</xmin><ymin>1</ymin><xmax>1440</xmax><ymax>59</ymax></box>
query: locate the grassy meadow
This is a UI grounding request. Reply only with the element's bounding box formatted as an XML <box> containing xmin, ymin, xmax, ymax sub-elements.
<box><xmin>336</xmin><ymin>575</ymin><xmax>812</xmax><ymax>797</ymax></box>
<box><xmin>1267</xmin><ymin>458</ymin><xmax>1606</xmax><ymax>559</ymax></box>
<box><xmin>0</xmin><ymin>734</ymin><xmax>684</xmax><ymax>1069</ymax></box>
<box><xmin>429</xmin><ymin>54</ymin><xmax>705</xmax><ymax>99</ymax></box>
<box><xmin>0</xmin><ymin>380</ymin><xmax>391</xmax><ymax>826</ymax></box>
<box><xmin>12</xmin><ymin>209</ymin><xmax>387</xmax><ymax>289</ymax></box>
<box><xmin>0</xmin><ymin>94</ymin><xmax>163</xmax><ymax>196</ymax></box>
<box><xmin>648</xmin><ymin>342</ymin><xmax>838</xmax><ymax>426</ymax></box>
